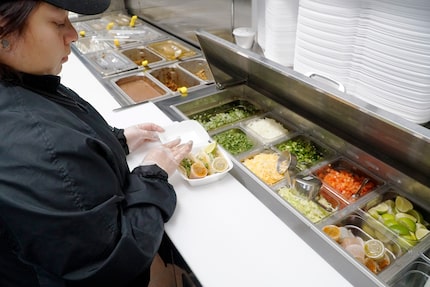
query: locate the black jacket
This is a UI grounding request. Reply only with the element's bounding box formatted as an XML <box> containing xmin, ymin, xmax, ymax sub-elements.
<box><xmin>0</xmin><ymin>74</ymin><xmax>176</xmax><ymax>287</ymax></box>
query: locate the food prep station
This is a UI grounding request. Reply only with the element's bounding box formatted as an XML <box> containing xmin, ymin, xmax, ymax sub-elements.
<box><xmin>68</xmin><ymin>2</ymin><xmax>430</xmax><ymax>287</ymax></box>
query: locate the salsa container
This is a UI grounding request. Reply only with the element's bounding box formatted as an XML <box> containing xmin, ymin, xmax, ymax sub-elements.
<box><xmin>149</xmin><ymin>65</ymin><xmax>202</xmax><ymax>93</ymax></box>
<box><xmin>313</xmin><ymin>157</ymin><xmax>383</xmax><ymax>203</ymax></box>
<box><xmin>109</xmin><ymin>71</ymin><xmax>171</xmax><ymax>105</ymax></box>
<box><xmin>274</xmin><ymin>134</ymin><xmax>335</xmax><ymax>172</ymax></box>
<box><xmin>211</xmin><ymin>127</ymin><xmax>257</xmax><ymax>157</ymax></box>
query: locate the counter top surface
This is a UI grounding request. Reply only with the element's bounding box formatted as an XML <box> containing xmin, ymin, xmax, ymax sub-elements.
<box><xmin>60</xmin><ymin>52</ymin><xmax>353</xmax><ymax>287</ymax></box>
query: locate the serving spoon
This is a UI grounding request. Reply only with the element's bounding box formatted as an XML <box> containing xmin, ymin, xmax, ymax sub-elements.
<box><xmin>276</xmin><ymin>151</ymin><xmax>297</xmax><ymax>187</ymax></box>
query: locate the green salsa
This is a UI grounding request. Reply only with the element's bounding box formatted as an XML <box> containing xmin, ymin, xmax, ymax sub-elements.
<box><xmin>212</xmin><ymin>129</ymin><xmax>254</xmax><ymax>155</ymax></box>
<box><xmin>276</xmin><ymin>136</ymin><xmax>326</xmax><ymax>171</ymax></box>
<box><xmin>190</xmin><ymin>100</ymin><xmax>260</xmax><ymax>131</ymax></box>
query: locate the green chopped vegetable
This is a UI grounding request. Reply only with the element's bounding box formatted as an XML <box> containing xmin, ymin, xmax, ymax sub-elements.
<box><xmin>276</xmin><ymin>137</ymin><xmax>326</xmax><ymax>171</ymax></box>
<box><xmin>277</xmin><ymin>186</ymin><xmax>332</xmax><ymax>223</ymax></box>
<box><xmin>190</xmin><ymin>101</ymin><xmax>259</xmax><ymax>131</ymax></box>
<box><xmin>212</xmin><ymin>129</ymin><xmax>254</xmax><ymax>155</ymax></box>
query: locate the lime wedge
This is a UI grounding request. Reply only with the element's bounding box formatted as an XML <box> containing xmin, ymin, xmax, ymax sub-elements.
<box><xmin>408</xmin><ymin>209</ymin><xmax>424</xmax><ymax>224</ymax></box>
<box><xmin>402</xmin><ymin>232</ymin><xmax>417</xmax><ymax>241</ymax></box>
<box><xmin>415</xmin><ymin>228</ymin><xmax>430</xmax><ymax>240</ymax></box>
<box><xmin>204</xmin><ymin>141</ymin><xmax>217</xmax><ymax>154</ymax></box>
<box><xmin>395</xmin><ymin>196</ymin><xmax>413</xmax><ymax>213</ymax></box>
<box><xmin>383</xmin><ymin>219</ymin><xmax>398</xmax><ymax>228</ymax></box>
<box><xmin>389</xmin><ymin>224</ymin><xmax>409</xmax><ymax>236</ymax></box>
<box><xmin>416</xmin><ymin>223</ymin><xmax>427</xmax><ymax>230</ymax></box>
<box><xmin>381</xmin><ymin>213</ymin><xmax>395</xmax><ymax>222</ymax></box>
<box><xmin>368</xmin><ymin>207</ymin><xmax>381</xmax><ymax>219</ymax></box>
<box><xmin>374</xmin><ymin>202</ymin><xmax>390</xmax><ymax>214</ymax></box>
<box><xmin>395</xmin><ymin>212</ymin><xmax>417</xmax><ymax>223</ymax></box>
<box><xmin>398</xmin><ymin>217</ymin><xmax>417</xmax><ymax>232</ymax></box>
<box><xmin>384</xmin><ymin>199</ymin><xmax>395</xmax><ymax>210</ymax></box>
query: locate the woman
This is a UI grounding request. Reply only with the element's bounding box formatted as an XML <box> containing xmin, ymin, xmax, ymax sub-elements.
<box><xmin>0</xmin><ymin>0</ymin><xmax>192</xmax><ymax>286</ymax></box>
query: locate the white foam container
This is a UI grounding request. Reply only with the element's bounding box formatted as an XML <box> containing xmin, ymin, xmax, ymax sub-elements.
<box><xmin>158</xmin><ymin>120</ymin><xmax>233</xmax><ymax>186</ymax></box>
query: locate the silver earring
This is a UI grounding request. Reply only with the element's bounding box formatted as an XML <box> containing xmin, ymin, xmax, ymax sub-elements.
<box><xmin>1</xmin><ymin>39</ymin><xmax>9</xmax><ymax>49</ymax></box>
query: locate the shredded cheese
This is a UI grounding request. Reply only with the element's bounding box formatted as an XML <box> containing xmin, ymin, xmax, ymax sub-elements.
<box><xmin>243</xmin><ymin>152</ymin><xmax>284</xmax><ymax>185</ymax></box>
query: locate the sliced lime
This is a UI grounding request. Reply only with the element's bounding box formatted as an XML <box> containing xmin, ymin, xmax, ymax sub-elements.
<box><xmin>400</xmin><ymin>233</ymin><xmax>418</xmax><ymax>246</ymax></box>
<box><xmin>381</xmin><ymin>213</ymin><xmax>395</xmax><ymax>222</ymax></box>
<box><xmin>395</xmin><ymin>212</ymin><xmax>417</xmax><ymax>223</ymax></box>
<box><xmin>415</xmin><ymin>228</ymin><xmax>430</xmax><ymax>240</ymax></box>
<box><xmin>416</xmin><ymin>223</ymin><xmax>427</xmax><ymax>230</ymax></box>
<box><xmin>368</xmin><ymin>207</ymin><xmax>381</xmax><ymax>219</ymax></box>
<box><xmin>374</xmin><ymin>202</ymin><xmax>390</xmax><ymax>214</ymax></box>
<box><xmin>204</xmin><ymin>141</ymin><xmax>217</xmax><ymax>154</ymax></box>
<box><xmin>395</xmin><ymin>196</ymin><xmax>413</xmax><ymax>213</ymax></box>
<box><xmin>389</xmin><ymin>224</ymin><xmax>409</xmax><ymax>236</ymax></box>
<box><xmin>398</xmin><ymin>217</ymin><xmax>417</xmax><ymax>232</ymax></box>
<box><xmin>408</xmin><ymin>209</ymin><xmax>424</xmax><ymax>224</ymax></box>
<box><xmin>384</xmin><ymin>199</ymin><xmax>395</xmax><ymax>210</ymax></box>
<box><xmin>383</xmin><ymin>219</ymin><xmax>398</xmax><ymax>228</ymax></box>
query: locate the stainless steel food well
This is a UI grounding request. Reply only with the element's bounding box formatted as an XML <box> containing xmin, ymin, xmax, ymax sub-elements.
<box><xmin>153</xmin><ymin>30</ymin><xmax>430</xmax><ymax>287</ymax></box>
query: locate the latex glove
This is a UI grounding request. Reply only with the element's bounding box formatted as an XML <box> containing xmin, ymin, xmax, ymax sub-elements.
<box><xmin>124</xmin><ymin>123</ymin><xmax>164</xmax><ymax>153</ymax></box>
<box><xmin>142</xmin><ymin>138</ymin><xmax>193</xmax><ymax>177</ymax></box>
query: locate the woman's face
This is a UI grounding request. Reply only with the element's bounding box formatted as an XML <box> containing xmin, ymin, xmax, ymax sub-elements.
<box><xmin>0</xmin><ymin>2</ymin><xmax>78</xmax><ymax>75</ymax></box>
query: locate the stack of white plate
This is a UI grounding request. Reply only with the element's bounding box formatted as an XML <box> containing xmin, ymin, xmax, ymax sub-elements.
<box><xmin>293</xmin><ymin>0</ymin><xmax>430</xmax><ymax>124</ymax></box>
<box><xmin>264</xmin><ymin>0</ymin><xmax>300</xmax><ymax>67</ymax></box>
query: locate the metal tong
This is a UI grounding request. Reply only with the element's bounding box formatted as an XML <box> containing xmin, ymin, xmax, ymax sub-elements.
<box><xmin>294</xmin><ymin>175</ymin><xmax>337</xmax><ymax>213</ymax></box>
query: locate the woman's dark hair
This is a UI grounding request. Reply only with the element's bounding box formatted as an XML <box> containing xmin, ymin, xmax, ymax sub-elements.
<box><xmin>0</xmin><ymin>0</ymin><xmax>39</xmax><ymax>79</ymax></box>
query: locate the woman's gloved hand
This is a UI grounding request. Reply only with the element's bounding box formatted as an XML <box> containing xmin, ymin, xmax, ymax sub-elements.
<box><xmin>142</xmin><ymin>138</ymin><xmax>193</xmax><ymax>177</ymax></box>
<box><xmin>124</xmin><ymin>123</ymin><xmax>165</xmax><ymax>153</ymax></box>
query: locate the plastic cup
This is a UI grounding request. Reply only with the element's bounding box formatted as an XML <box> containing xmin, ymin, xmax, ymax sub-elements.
<box><xmin>233</xmin><ymin>27</ymin><xmax>255</xmax><ymax>49</ymax></box>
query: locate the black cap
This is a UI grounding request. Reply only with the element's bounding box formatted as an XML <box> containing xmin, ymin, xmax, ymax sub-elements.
<box><xmin>43</xmin><ymin>0</ymin><xmax>111</xmax><ymax>15</ymax></box>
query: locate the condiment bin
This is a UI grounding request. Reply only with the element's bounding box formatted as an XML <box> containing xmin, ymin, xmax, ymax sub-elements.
<box><xmin>322</xmin><ymin>212</ymin><xmax>399</xmax><ymax>274</ymax></box>
<box><xmin>120</xmin><ymin>45</ymin><xmax>166</xmax><ymax>68</ymax></box>
<box><xmin>276</xmin><ymin>184</ymin><xmax>345</xmax><ymax>223</ymax></box>
<box><xmin>362</xmin><ymin>189</ymin><xmax>430</xmax><ymax>249</ymax></box>
<box><xmin>313</xmin><ymin>157</ymin><xmax>384</xmax><ymax>203</ymax></box>
<box><xmin>109</xmin><ymin>71</ymin><xmax>172</xmax><ymax>105</ymax></box>
<box><xmin>186</xmin><ymin>99</ymin><xmax>263</xmax><ymax>132</ymax></box>
<box><xmin>391</xmin><ymin>258</ymin><xmax>430</xmax><ymax>285</ymax></box>
<box><xmin>147</xmin><ymin>39</ymin><xmax>200</xmax><ymax>61</ymax></box>
<box><xmin>212</xmin><ymin>127</ymin><xmax>257</xmax><ymax>157</ymax></box>
<box><xmin>178</xmin><ymin>58</ymin><xmax>214</xmax><ymax>83</ymax></box>
<box><xmin>84</xmin><ymin>50</ymin><xmax>138</xmax><ymax>76</ymax></box>
<box><xmin>273</xmin><ymin>134</ymin><xmax>336</xmax><ymax>172</ymax></box>
<box><xmin>73</xmin><ymin>37</ymin><xmax>112</xmax><ymax>54</ymax></box>
<box><xmin>242</xmin><ymin>114</ymin><xmax>295</xmax><ymax>145</ymax></box>
<box><xmin>149</xmin><ymin>65</ymin><xmax>203</xmax><ymax>93</ymax></box>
